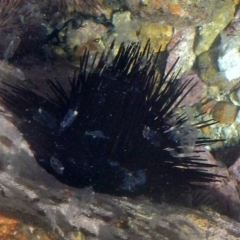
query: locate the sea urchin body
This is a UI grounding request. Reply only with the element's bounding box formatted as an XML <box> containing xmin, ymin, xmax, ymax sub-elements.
<box><xmin>0</xmin><ymin>41</ymin><xmax>221</xmax><ymax>198</ymax></box>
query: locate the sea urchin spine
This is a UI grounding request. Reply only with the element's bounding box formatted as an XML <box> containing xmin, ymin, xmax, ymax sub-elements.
<box><xmin>0</xmin><ymin>41</ymin><xmax>221</xmax><ymax>198</ymax></box>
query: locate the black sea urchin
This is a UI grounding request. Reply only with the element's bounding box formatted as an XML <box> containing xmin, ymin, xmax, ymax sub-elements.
<box><xmin>0</xmin><ymin>42</ymin><xmax>221</xmax><ymax>198</ymax></box>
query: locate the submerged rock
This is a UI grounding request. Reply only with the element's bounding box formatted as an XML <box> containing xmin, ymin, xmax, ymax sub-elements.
<box><xmin>218</xmin><ymin>5</ymin><xmax>240</xmax><ymax>82</ymax></box>
<box><xmin>194</xmin><ymin>0</ymin><xmax>235</xmax><ymax>56</ymax></box>
<box><xmin>218</xmin><ymin>33</ymin><xmax>240</xmax><ymax>81</ymax></box>
<box><xmin>211</xmin><ymin>101</ymin><xmax>238</xmax><ymax>124</ymax></box>
<box><xmin>0</xmin><ymin>115</ymin><xmax>239</xmax><ymax>239</ymax></box>
<box><xmin>166</xmin><ymin>27</ymin><xmax>196</xmax><ymax>74</ymax></box>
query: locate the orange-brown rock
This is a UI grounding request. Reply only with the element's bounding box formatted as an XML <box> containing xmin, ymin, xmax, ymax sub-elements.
<box><xmin>212</xmin><ymin>101</ymin><xmax>238</xmax><ymax>124</ymax></box>
<box><xmin>0</xmin><ymin>216</ymin><xmax>19</xmax><ymax>239</ymax></box>
<box><xmin>200</xmin><ymin>99</ymin><xmax>217</xmax><ymax>114</ymax></box>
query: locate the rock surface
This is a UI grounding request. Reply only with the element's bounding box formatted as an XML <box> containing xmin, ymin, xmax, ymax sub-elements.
<box><xmin>211</xmin><ymin>101</ymin><xmax>238</xmax><ymax>124</ymax></box>
<box><xmin>194</xmin><ymin>0</ymin><xmax>235</xmax><ymax>55</ymax></box>
<box><xmin>0</xmin><ymin>142</ymin><xmax>240</xmax><ymax>240</ymax></box>
<box><xmin>0</xmin><ymin>104</ymin><xmax>239</xmax><ymax>239</ymax></box>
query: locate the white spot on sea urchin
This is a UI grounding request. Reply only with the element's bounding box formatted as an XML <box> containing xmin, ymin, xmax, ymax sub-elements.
<box><xmin>50</xmin><ymin>156</ymin><xmax>64</xmax><ymax>174</ymax></box>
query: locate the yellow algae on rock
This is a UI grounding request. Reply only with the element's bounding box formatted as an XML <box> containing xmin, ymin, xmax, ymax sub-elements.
<box><xmin>188</xmin><ymin>214</ymin><xmax>211</xmax><ymax>229</ymax></box>
<box><xmin>139</xmin><ymin>22</ymin><xmax>173</xmax><ymax>52</ymax></box>
<box><xmin>194</xmin><ymin>0</ymin><xmax>235</xmax><ymax>55</ymax></box>
<box><xmin>111</xmin><ymin>11</ymin><xmax>173</xmax><ymax>52</ymax></box>
<box><xmin>197</xmin><ymin>49</ymin><xmax>227</xmax><ymax>88</ymax></box>
<box><xmin>233</xmin><ymin>0</ymin><xmax>240</xmax><ymax>4</ymax></box>
<box><xmin>179</xmin><ymin>214</ymin><xmax>212</xmax><ymax>237</ymax></box>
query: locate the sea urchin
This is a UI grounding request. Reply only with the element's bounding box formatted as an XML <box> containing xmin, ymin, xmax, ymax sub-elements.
<box><xmin>0</xmin><ymin>41</ymin><xmax>221</xmax><ymax>198</ymax></box>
